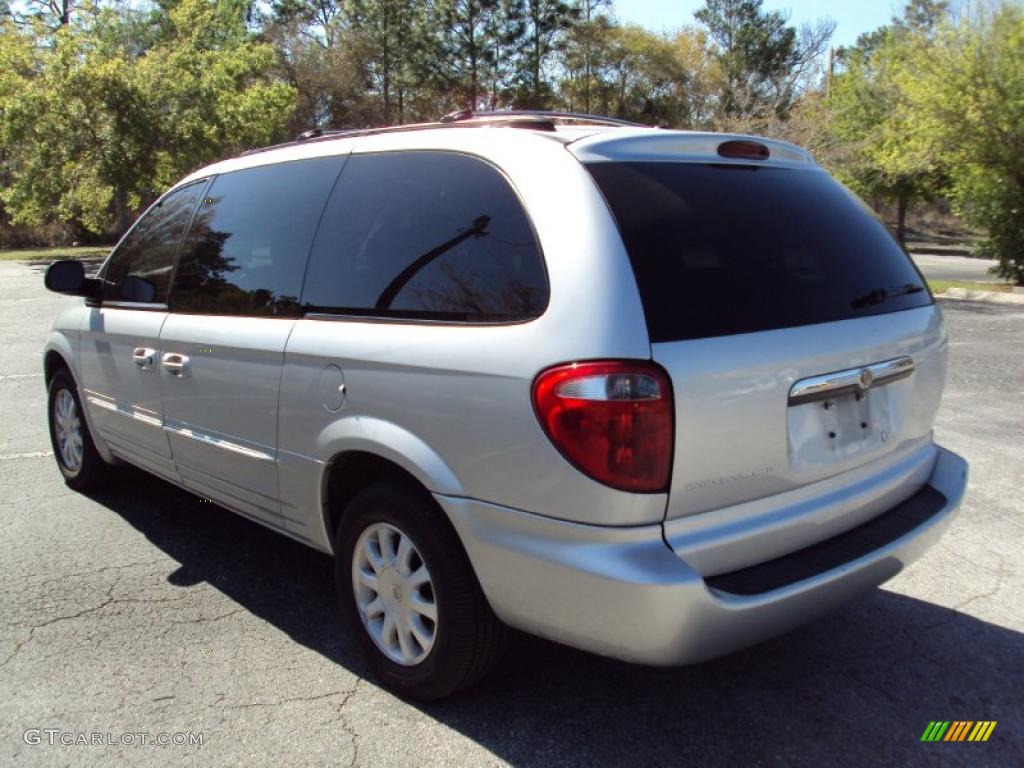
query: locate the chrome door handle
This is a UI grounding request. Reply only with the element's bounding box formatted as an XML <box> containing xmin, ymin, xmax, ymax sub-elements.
<box><xmin>162</xmin><ymin>353</ymin><xmax>190</xmax><ymax>377</ymax></box>
<box><xmin>132</xmin><ymin>347</ymin><xmax>156</xmax><ymax>370</ymax></box>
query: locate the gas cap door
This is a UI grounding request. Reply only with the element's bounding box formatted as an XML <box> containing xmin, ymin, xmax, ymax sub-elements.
<box><xmin>318</xmin><ymin>364</ymin><xmax>347</xmax><ymax>412</ymax></box>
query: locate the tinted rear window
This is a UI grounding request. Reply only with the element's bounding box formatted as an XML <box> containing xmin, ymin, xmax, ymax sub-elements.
<box><xmin>302</xmin><ymin>151</ymin><xmax>548</xmax><ymax>322</ymax></box>
<box><xmin>587</xmin><ymin>162</ymin><xmax>932</xmax><ymax>342</ymax></box>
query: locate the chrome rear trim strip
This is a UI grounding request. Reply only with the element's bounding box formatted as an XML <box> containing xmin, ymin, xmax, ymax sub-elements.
<box><xmin>788</xmin><ymin>356</ymin><xmax>914</xmax><ymax>407</ymax></box>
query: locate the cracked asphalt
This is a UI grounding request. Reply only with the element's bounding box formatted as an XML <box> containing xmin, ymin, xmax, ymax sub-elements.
<box><xmin>1</xmin><ymin>260</ymin><xmax>1022</xmax><ymax>767</ymax></box>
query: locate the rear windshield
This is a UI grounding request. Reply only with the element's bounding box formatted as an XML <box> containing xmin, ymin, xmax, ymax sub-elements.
<box><xmin>587</xmin><ymin>162</ymin><xmax>932</xmax><ymax>342</ymax></box>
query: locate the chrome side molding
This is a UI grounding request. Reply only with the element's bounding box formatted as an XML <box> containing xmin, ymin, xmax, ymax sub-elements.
<box><xmin>163</xmin><ymin>422</ymin><xmax>274</xmax><ymax>461</ymax></box>
<box><xmin>788</xmin><ymin>356</ymin><xmax>914</xmax><ymax>406</ymax></box>
<box><xmin>84</xmin><ymin>392</ymin><xmax>163</xmax><ymax>427</ymax></box>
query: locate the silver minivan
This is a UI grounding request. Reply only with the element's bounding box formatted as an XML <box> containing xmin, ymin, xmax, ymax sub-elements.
<box><xmin>43</xmin><ymin>111</ymin><xmax>968</xmax><ymax>699</ymax></box>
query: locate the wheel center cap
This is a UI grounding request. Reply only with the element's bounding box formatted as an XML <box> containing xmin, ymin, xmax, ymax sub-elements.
<box><xmin>379</xmin><ymin>570</ymin><xmax>405</xmax><ymax>609</ymax></box>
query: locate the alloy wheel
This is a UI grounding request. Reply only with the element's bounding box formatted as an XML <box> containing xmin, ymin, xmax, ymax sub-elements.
<box><xmin>53</xmin><ymin>388</ymin><xmax>83</xmax><ymax>473</ymax></box>
<box><xmin>352</xmin><ymin>522</ymin><xmax>438</xmax><ymax>665</ymax></box>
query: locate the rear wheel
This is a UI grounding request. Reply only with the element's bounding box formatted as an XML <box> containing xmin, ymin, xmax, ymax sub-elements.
<box><xmin>47</xmin><ymin>368</ymin><xmax>111</xmax><ymax>490</ymax></box>
<box><xmin>335</xmin><ymin>482</ymin><xmax>505</xmax><ymax>700</ymax></box>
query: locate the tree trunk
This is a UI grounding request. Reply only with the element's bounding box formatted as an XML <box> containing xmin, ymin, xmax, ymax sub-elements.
<box><xmin>467</xmin><ymin>5</ymin><xmax>478</xmax><ymax>110</ymax></box>
<box><xmin>491</xmin><ymin>41</ymin><xmax>499</xmax><ymax>108</ymax></box>
<box><xmin>583</xmin><ymin>63</ymin><xmax>591</xmax><ymax>113</ymax></box>
<box><xmin>533</xmin><ymin>13</ymin><xmax>541</xmax><ymax>106</ymax></box>
<box><xmin>582</xmin><ymin>1</ymin><xmax>592</xmax><ymax>113</ymax></box>
<box><xmin>469</xmin><ymin>46</ymin><xmax>478</xmax><ymax>108</ymax></box>
<box><xmin>382</xmin><ymin>11</ymin><xmax>391</xmax><ymax>124</ymax></box>
<box><xmin>896</xmin><ymin>193</ymin><xmax>908</xmax><ymax>247</ymax></box>
<box><xmin>113</xmin><ymin>187</ymin><xmax>132</xmax><ymax>235</ymax></box>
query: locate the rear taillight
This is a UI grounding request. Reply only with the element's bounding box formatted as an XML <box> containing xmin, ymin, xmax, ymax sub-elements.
<box><xmin>531</xmin><ymin>361</ymin><xmax>673</xmax><ymax>493</ymax></box>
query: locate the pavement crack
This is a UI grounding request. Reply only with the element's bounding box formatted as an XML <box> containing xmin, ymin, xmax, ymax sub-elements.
<box><xmin>167</xmin><ymin>608</ymin><xmax>244</xmax><ymax>625</ymax></box>
<box><xmin>950</xmin><ymin>549</ymin><xmax>1009</xmax><ymax>612</ymax></box>
<box><xmin>219</xmin><ymin>688</ymin><xmax>354</xmax><ymax>710</ymax></box>
<box><xmin>2</xmin><ymin>582</ymin><xmax>117</xmax><ymax>665</ymax></box>
<box><xmin>30</xmin><ymin>586</ymin><xmax>117</xmax><ymax>630</ymax></box>
<box><xmin>337</xmin><ymin>677</ymin><xmax>363</xmax><ymax>767</ymax></box>
<box><xmin>833</xmin><ymin>667</ymin><xmax>902</xmax><ymax>705</ymax></box>
<box><xmin>24</xmin><ymin>558</ymin><xmax>167</xmax><ymax>591</ymax></box>
<box><xmin>0</xmin><ymin>635</ymin><xmax>30</xmax><ymax>669</ymax></box>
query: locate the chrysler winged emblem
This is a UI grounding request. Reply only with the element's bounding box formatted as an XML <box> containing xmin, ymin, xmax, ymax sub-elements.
<box><xmin>857</xmin><ymin>367</ymin><xmax>874</xmax><ymax>391</ymax></box>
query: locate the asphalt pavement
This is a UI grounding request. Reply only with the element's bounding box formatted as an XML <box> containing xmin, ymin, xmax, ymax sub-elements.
<box><xmin>1</xmin><ymin>259</ymin><xmax>1021</xmax><ymax>767</ymax></box>
<box><xmin>910</xmin><ymin>252</ymin><xmax>1001</xmax><ymax>283</ymax></box>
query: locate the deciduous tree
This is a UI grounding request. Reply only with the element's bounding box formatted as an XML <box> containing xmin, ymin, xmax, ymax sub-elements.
<box><xmin>901</xmin><ymin>3</ymin><xmax>1024</xmax><ymax>282</ymax></box>
<box><xmin>0</xmin><ymin>0</ymin><xmax>295</xmax><ymax>236</ymax></box>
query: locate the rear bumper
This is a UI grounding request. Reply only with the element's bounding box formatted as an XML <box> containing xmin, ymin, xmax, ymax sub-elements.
<box><xmin>437</xmin><ymin>444</ymin><xmax>967</xmax><ymax>666</ymax></box>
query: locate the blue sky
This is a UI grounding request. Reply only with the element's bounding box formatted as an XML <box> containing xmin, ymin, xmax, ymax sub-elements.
<box><xmin>614</xmin><ymin>0</ymin><xmax>905</xmax><ymax>48</ymax></box>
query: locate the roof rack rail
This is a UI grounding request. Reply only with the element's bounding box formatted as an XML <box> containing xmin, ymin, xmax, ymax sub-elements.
<box><xmin>242</xmin><ymin>121</ymin><xmax>443</xmax><ymax>156</ymax></box>
<box><xmin>439</xmin><ymin>109</ymin><xmax>645</xmax><ymax>128</ymax></box>
<box><xmin>241</xmin><ymin>110</ymin><xmax>641</xmax><ymax>156</ymax></box>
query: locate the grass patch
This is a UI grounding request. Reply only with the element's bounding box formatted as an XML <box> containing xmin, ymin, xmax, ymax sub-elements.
<box><xmin>0</xmin><ymin>245</ymin><xmax>112</xmax><ymax>262</ymax></box>
<box><xmin>928</xmin><ymin>279</ymin><xmax>1014</xmax><ymax>295</ymax></box>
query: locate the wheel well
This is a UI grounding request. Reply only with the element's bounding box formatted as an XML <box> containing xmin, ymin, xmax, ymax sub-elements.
<box><xmin>44</xmin><ymin>351</ymin><xmax>69</xmax><ymax>385</ymax></box>
<box><xmin>324</xmin><ymin>452</ymin><xmax>436</xmax><ymax>545</ymax></box>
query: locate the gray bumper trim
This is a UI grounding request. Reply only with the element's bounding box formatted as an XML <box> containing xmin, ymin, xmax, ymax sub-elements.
<box><xmin>436</xmin><ymin>444</ymin><xmax>967</xmax><ymax>666</ymax></box>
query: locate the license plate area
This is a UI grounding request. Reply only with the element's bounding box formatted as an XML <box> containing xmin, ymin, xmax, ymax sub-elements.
<box><xmin>787</xmin><ymin>388</ymin><xmax>897</xmax><ymax>473</ymax></box>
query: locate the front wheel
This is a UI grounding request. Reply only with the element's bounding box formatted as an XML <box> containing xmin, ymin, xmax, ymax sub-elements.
<box><xmin>47</xmin><ymin>368</ymin><xmax>111</xmax><ymax>490</ymax></box>
<box><xmin>335</xmin><ymin>483</ymin><xmax>505</xmax><ymax>700</ymax></box>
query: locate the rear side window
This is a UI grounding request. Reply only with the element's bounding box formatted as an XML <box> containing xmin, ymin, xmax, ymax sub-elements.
<box><xmin>102</xmin><ymin>181</ymin><xmax>203</xmax><ymax>304</ymax></box>
<box><xmin>171</xmin><ymin>156</ymin><xmax>344</xmax><ymax>316</ymax></box>
<box><xmin>587</xmin><ymin>162</ymin><xmax>932</xmax><ymax>342</ymax></box>
<box><xmin>302</xmin><ymin>151</ymin><xmax>548</xmax><ymax>322</ymax></box>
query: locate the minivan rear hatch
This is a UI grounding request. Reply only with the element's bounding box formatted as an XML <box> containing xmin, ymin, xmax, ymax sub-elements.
<box><xmin>581</xmin><ymin>146</ymin><xmax>946</xmax><ymax>530</ymax></box>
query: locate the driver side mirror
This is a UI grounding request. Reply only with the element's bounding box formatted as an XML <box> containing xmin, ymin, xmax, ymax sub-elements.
<box><xmin>44</xmin><ymin>260</ymin><xmax>101</xmax><ymax>299</ymax></box>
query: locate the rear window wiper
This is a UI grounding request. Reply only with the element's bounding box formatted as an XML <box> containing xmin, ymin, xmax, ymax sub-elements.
<box><xmin>851</xmin><ymin>282</ymin><xmax>926</xmax><ymax>309</ymax></box>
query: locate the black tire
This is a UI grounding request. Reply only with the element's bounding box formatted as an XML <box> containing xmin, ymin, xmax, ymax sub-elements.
<box><xmin>47</xmin><ymin>368</ymin><xmax>112</xmax><ymax>491</ymax></box>
<box><xmin>335</xmin><ymin>482</ymin><xmax>505</xmax><ymax>700</ymax></box>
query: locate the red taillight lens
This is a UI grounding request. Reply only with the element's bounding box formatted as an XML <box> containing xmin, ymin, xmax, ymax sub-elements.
<box><xmin>531</xmin><ymin>361</ymin><xmax>673</xmax><ymax>493</ymax></box>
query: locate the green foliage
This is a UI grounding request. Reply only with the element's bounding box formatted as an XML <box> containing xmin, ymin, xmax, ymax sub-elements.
<box><xmin>436</xmin><ymin>0</ymin><xmax>519</xmax><ymax>109</ymax></box>
<box><xmin>136</xmin><ymin>0</ymin><xmax>296</xmax><ymax>180</ymax></box>
<box><xmin>515</xmin><ymin>0</ymin><xmax>578</xmax><ymax>107</ymax></box>
<box><xmin>695</xmin><ymin>0</ymin><xmax>798</xmax><ymax>119</ymax></box>
<box><xmin>6</xmin><ymin>0</ymin><xmax>1019</xmax><ymax>276</ymax></box>
<box><xmin>825</xmin><ymin>20</ymin><xmax>944</xmax><ymax>242</ymax></box>
<box><xmin>346</xmin><ymin>0</ymin><xmax>432</xmax><ymax>122</ymax></box>
<box><xmin>900</xmin><ymin>4</ymin><xmax>1024</xmax><ymax>283</ymax></box>
<box><xmin>696</xmin><ymin>0</ymin><xmax>806</xmax><ymax>122</ymax></box>
<box><xmin>892</xmin><ymin>0</ymin><xmax>948</xmax><ymax>35</ymax></box>
<box><xmin>825</xmin><ymin>1</ymin><xmax>1024</xmax><ymax>280</ymax></box>
<box><xmin>0</xmin><ymin>0</ymin><xmax>294</xmax><ymax>236</ymax></box>
<box><xmin>559</xmin><ymin>23</ymin><xmax>715</xmax><ymax>126</ymax></box>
